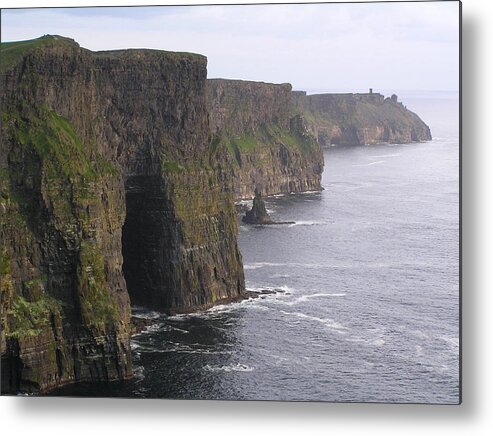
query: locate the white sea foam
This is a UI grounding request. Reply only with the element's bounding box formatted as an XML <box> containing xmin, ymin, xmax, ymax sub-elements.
<box><xmin>166</xmin><ymin>313</ymin><xmax>190</xmax><ymax>321</ymax></box>
<box><xmin>288</xmin><ymin>220</ymin><xmax>327</xmax><ymax>227</ymax></box>
<box><xmin>368</xmin><ymin>153</ymin><xmax>401</xmax><ymax>158</ymax></box>
<box><xmin>276</xmin><ymin>292</ymin><xmax>346</xmax><ymax>306</ymax></box>
<box><xmin>244</xmin><ymin>261</ymin><xmax>328</xmax><ymax>271</ymax></box>
<box><xmin>203</xmin><ymin>363</ymin><xmax>254</xmax><ymax>373</ymax></box>
<box><xmin>308</xmin><ymin>292</ymin><xmax>346</xmax><ymax>298</ymax></box>
<box><xmin>345</xmin><ymin>335</ymin><xmax>386</xmax><ymax>347</ymax></box>
<box><xmin>294</xmin><ymin>190</ymin><xmax>322</xmax><ymax>195</ymax></box>
<box><xmin>280</xmin><ymin>310</ymin><xmax>347</xmax><ymax>332</ymax></box>
<box><xmin>167</xmin><ymin>325</ymin><xmax>190</xmax><ymax>333</ymax></box>
<box><xmin>132</xmin><ymin>341</ymin><xmax>233</xmax><ymax>355</ymax></box>
<box><xmin>133</xmin><ymin>322</ymin><xmax>167</xmax><ymax>335</ymax></box>
<box><xmin>244</xmin><ymin>262</ymin><xmax>286</xmax><ymax>270</ymax></box>
<box><xmin>131</xmin><ymin>306</ymin><xmax>163</xmax><ymax>319</ymax></box>
<box><xmin>352</xmin><ymin>160</ymin><xmax>386</xmax><ymax>167</ymax></box>
<box><xmin>235</xmin><ymin>199</ymin><xmax>253</xmax><ymax>206</ymax></box>
<box><xmin>166</xmin><ymin>299</ymin><xmax>245</xmax><ymax>322</ymax></box>
<box><xmin>278</xmin><ymin>285</ymin><xmax>294</xmax><ymax>293</ymax></box>
<box><xmin>133</xmin><ymin>365</ymin><xmax>146</xmax><ymax>382</ymax></box>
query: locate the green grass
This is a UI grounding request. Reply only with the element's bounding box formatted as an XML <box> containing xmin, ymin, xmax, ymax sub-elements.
<box><xmin>93</xmin><ymin>47</ymin><xmax>205</xmax><ymax>62</ymax></box>
<box><xmin>217</xmin><ymin>119</ymin><xmax>320</xmax><ymax>166</ymax></box>
<box><xmin>0</xmin><ymin>38</ymin><xmax>48</xmax><ymax>73</ymax></box>
<box><xmin>9</xmin><ymin>108</ymin><xmax>96</xmax><ymax>181</ymax></box>
<box><xmin>77</xmin><ymin>241</ymin><xmax>119</xmax><ymax>329</ymax></box>
<box><xmin>6</xmin><ymin>107</ymin><xmax>117</xmax><ymax>197</ymax></box>
<box><xmin>0</xmin><ymin>35</ymin><xmax>77</xmax><ymax>73</ymax></box>
<box><xmin>6</xmin><ymin>294</ymin><xmax>63</xmax><ymax>339</ymax></box>
<box><xmin>231</xmin><ymin>135</ymin><xmax>258</xmax><ymax>152</ymax></box>
<box><xmin>0</xmin><ymin>34</ymin><xmax>205</xmax><ymax>76</ymax></box>
<box><xmin>162</xmin><ymin>160</ymin><xmax>185</xmax><ymax>174</ymax></box>
<box><xmin>2</xmin><ymin>106</ymin><xmax>121</xmax><ymax>335</ymax></box>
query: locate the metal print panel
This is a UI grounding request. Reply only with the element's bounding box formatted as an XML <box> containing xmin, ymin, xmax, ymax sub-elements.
<box><xmin>0</xmin><ymin>1</ymin><xmax>460</xmax><ymax>403</ymax></box>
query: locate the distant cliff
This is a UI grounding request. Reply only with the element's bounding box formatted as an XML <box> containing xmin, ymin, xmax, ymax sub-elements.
<box><xmin>292</xmin><ymin>91</ymin><xmax>432</xmax><ymax>146</ymax></box>
<box><xmin>206</xmin><ymin>81</ymin><xmax>431</xmax><ymax>200</ymax></box>
<box><xmin>207</xmin><ymin>79</ymin><xmax>324</xmax><ymax>200</ymax></box>
<box><xmin>0</xmin><ymin>36</ymin><xmax>245</xmax><ymax>393</ymax></box>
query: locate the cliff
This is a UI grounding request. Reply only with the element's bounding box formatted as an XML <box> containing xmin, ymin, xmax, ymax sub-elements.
<box><xmin>206</xmin><ymin>81</ymin><xmax>430</xmax><ymax>200</ymax></box>
<box><xmin>293</xmin><ymin>91</ymin><xmax>432</xmax><ymax>146</ymax></box>
<box><xmin>0</xmin><ymin>36</ymin><xmax>245</xmax><ymax>394</ymax></box>
<box><xmin>207</xmin><ymin>79</ymin><xmax>324</xmax><ymax>199</ymax></box>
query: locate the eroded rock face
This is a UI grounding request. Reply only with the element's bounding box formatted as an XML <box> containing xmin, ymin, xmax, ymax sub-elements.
<box><xmin>207</xmin><ymin>79</ymin><xmax>324</xmax><ymax>200</ymax></box>
<box><xmin>293</xmin><ymin>91</ymin><xmax>432</xmax><ymax>146</ymax></box>
<box><xmin>0</xmin><ymin>35</ymin><xmax>244</xmax><ymax>393</ymax></box>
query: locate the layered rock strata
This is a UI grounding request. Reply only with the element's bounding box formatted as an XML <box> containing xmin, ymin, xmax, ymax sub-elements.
<box><xmin>207</xmin><ymin>79</ymin><xmax>324</xmax><ymax>200</ymax></box>
<box><xmin>292</xmin><ymin>91</ymin><xmax>432</xmax><ymax>146</ymax></box>
<box><xmin>206</xmin><ymin>81</ymin><xmax>430</xmax><ymax>201</ymax></box>
<box><xmin>0</xmin><ymin>36</ymin><xmax>244</xmax><ymax>394</ymax></box>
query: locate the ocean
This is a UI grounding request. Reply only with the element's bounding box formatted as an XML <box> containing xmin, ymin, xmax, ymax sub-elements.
<box><xmin>50</xmin><ymin>91</ymin><xmax>460</xmax><ymax>403</ymax></box>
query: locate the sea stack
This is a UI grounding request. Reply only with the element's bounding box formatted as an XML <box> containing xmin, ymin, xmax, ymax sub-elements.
<box><xmin>242</xmin><ymin>189</ymin><xmax>274</xmax><ymax>225</ymax></box>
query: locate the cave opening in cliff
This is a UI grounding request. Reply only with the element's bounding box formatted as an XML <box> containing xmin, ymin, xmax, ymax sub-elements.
<box><xmin>122</xmin><ymin>175</ymin><xmax>167</xmax><ymax>310</ymax></box>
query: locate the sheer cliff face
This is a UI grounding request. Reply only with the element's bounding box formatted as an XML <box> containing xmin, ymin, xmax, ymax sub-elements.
<box><xmin>0</xmin><ymin>36</ymin><xmax>244</xmax><ymax>393</ymax></box>
<box><xmin>207</xmin><ymin>79</ymin><xmax>324</xmax><ymax>200</ymax></box>
<box><xmin>293</xmin><ymin>91</ymin><xmax>432</xmax><ymax>146</ymax></box>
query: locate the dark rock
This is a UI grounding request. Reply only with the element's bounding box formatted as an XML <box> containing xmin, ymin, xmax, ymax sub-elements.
<box><xmin>235</xmin><ymin>203</ymin><xmax>250</xmax><ymax>214</ymax></box>
<box><xmin>131</xmin><ymin>316</ymin><xmax>159</xmax><ymax>335</ymax></box>
<box><xmin>242</xmin><ymin>289</ymin><xmax>279</xmax><ymax>300</ymax></box>
<box><xmin>206</xmin><ymin>79</ymin><xmax>325</xmax><ymax>200</ymax></box>
<box><xmin>242</xmin><ymin>189</ymin><xmax>273</xmax><ymax>224</ymax></box>
<box><xmin>0</xmin><ymin>35</ymin><xmax>245</xmax><ymax>394</ymax></box>
<box><xmin>242</xmin><ymin>190</ymin><xmax>295</xmax><ymax>225</ymax></box>
<box><xmin>292</xmin><ymin>91</ymin><xmax>432</xmax><ymax>146</ymax></box>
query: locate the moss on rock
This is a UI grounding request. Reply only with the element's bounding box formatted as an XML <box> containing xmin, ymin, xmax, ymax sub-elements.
<box><xmin>6</xmin><ymin>294</ymin><xmax>63</xmax><ymax>340</ymax></box>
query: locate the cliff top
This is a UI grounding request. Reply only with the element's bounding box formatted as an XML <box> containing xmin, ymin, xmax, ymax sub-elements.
<box><xmin>0</xmin><ymin>35</ymin><xmax>79</xmax><ymax>72</ymax></box>
<box><xmin>308</xmin><ymin>92</ymin><xmax>385</xmax><ymax>100</ymax></box>
<box><xmin>0</xmin><ymin>34</ymin><xmax>206</xmax><ymax>74</ymax></box>
<box><xmin>209</xmin><ymin>78</ymin><xmax>292</xmax><ymax>88</ymax></box>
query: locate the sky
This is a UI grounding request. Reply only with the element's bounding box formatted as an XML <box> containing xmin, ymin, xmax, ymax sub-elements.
<box><xmin>0</xmin><ymin>1</ymin><xmax>460</xmax><ymax>93</ymax></box>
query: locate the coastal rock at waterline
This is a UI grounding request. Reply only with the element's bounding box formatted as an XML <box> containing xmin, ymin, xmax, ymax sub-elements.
<box><xmin>242</xmin><ymin>190</ymin><xmax>273</xmax><ymax>224</ymax></box>
<box><xmin>242</xmin><ymin>190</ymin><xmax>294</xmax><ymax>225</ymax></box>
<box><xmin>0</xmin><ymin>35</ymin><xmax>245</xmax><ymax>394</ymax></box>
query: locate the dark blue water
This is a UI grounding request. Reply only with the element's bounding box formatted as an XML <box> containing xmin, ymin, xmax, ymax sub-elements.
<box><xmin>51</xmin><ymin>94</ymin><xmax>459</xmax><ymax>403</ymax></box>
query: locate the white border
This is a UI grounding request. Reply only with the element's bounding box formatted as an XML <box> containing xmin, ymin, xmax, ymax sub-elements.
<box><xmin>2</xmin><ymin>1</ymin><xmax>492</xmax><ymax>435</ymax></box>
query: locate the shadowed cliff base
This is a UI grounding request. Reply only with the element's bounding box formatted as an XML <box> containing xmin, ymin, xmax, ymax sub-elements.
<box><xmin>0</xmin><ymin>35</ymin><xmax>244</xmax><ymax>394</ymax></box>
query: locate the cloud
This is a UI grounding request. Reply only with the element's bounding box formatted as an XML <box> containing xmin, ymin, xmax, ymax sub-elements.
<box><xmin>1</xmin><ymin>2</ymin><xmax>459</xmax><ymax>91</ymax></box>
